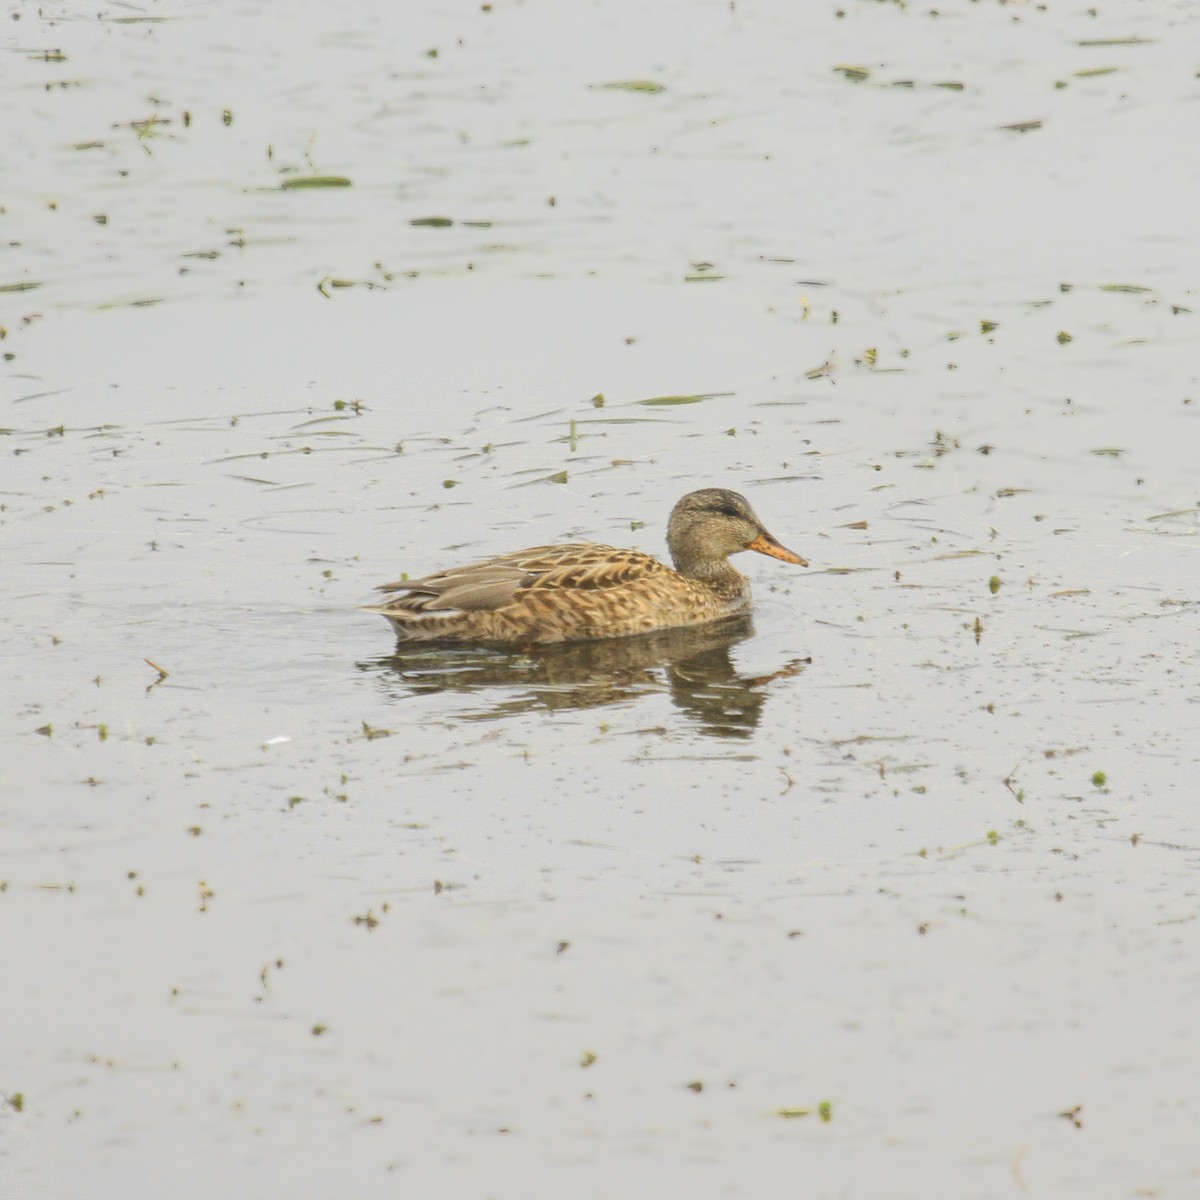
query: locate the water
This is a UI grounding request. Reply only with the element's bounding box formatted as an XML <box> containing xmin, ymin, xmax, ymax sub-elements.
<box><xmin>3</xmin><ymin>2</ymin><xmax>1199</xmax><ymax>1197</ymax></box>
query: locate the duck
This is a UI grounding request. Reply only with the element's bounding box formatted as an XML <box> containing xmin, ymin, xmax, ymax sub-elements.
<box><xmin>364</xmin><ymin>487</ymin><xmax>807</xmax><ymax>645</ymax></box>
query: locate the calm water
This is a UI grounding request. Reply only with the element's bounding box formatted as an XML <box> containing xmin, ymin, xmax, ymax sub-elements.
<box><xmin>3</xmin><ymin>2</ymin><xmax>1199</xmax><ymax>1197</ymax></box>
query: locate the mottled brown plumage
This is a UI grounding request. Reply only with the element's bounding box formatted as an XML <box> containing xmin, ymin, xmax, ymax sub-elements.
<box><xmin>364</xmin><ymin>488</ymin><xmax>807</xmax><ymax>644</ymax></box>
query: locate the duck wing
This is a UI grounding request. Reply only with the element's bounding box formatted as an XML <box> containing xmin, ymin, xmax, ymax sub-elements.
<box><xmin>375</xmin><ymin>543</ymin><xmax>669</xmax><ymax>613</ymax></box>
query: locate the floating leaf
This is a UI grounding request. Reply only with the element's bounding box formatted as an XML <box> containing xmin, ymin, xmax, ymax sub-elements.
<box><xmin>0</xmin><ymin>281</ymin><xmax>41</xmax><ymax>293</ymax></box>
<box><xmin>281</xmin><ymin>176</ymin><xmax>352</xmax><ymax>189</ymax></box>
<box><xmin>410</xmin><ymin>216</ymin><xmax>453</xmax><ymax>227</ymax></box>
<box><xmin>1056</xmin><ymin>331</ymin><xmax>1073</xmax><ymax>344</ymax></box>
<box><xmin>834</xmin><ymin>65</ymin><xmax>870</xmax><ymax>82</ymax></box>
<box><xmin>637</xmin><ymin>394</ymin><xmax>706</xmax><ymax>406</ymax></box>
<box><xmin>1099</xmin><ymin>283</ymin><xmax>1152</xmax><ymax>293</ymax></box>
<box><xmin>1000</xmin><ymin>120</ymin><xmax>1042</xmax><ymax>133</ymax></box>
<box><xmin>596</xmin><ymin>80</ymin><xmax>665</xmax><ymax>93</ymax></box>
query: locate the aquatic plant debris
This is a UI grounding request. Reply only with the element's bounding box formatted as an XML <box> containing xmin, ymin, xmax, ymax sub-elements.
<box><xmin>637</xmin><ymin>393</ymin><xmax>726</xmax><ymax>406</ymax></box>
<box><xmin>595</xmin><ymin>80</ymin><xmax>665</xmax><ymax>93</ymax></box>
<box><xmin>280</xmin><ymin>176</ymin><xmax>352</xmax><ymax>189</ymax></box>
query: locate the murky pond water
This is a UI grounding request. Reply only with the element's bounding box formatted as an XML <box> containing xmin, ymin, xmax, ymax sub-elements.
<box><xmin>3</xmin><ymin>2</ymin><xmax>1199</xmax><ymax>1197</ymax></box>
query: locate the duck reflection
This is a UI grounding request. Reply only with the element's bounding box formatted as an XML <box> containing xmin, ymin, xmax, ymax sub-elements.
<box><xmin>358</xmin><ymin>615</ymin><xmax>808</xmax><ymax>739</ymax></box>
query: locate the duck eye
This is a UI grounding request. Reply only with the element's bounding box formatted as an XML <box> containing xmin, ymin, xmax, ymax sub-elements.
<box><xmin>719</xmin><ymin>504</ymin><xmax>740</xmax><ymax>517</ymax></box>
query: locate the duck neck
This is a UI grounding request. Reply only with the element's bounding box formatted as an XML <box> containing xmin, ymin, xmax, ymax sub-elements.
<box><xmin>671</xmin><ymin>551</ymin><xmax>747</xmax><ymax>598</ymax></box>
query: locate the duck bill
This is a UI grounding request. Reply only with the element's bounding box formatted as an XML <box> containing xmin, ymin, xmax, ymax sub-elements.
<box><xmin>747</xmin><ymin>532</ymin><xmax>808</xmax><ymax>567</ymax></box>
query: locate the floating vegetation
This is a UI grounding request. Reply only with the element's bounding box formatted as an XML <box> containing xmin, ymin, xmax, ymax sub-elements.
<box><xmin>1056</xmin><ymin>331</ymin><xmax>1073</xmax><ymax>344</ymax></box>
<box><xmin>834</xmin><ymin>65</ymin><xmax>870</xmax><ymax>82</ymax></box>
<box><xmin>281</xmin><ymin>176</ymin><xmax>351</xmax><ymax>189</ymax></box>
<box><xmin>0</xmin><ymin>281</ymin><xmax>41</xmax><ymax>294</ymax></box>
<box><xmin>410</xmin><ymin>216</ymin><xmax>453</xmax><ymax>227</ymax></box>
<box><xmin>1089</xmin><ymin>447</ymin><xmax>1123</xmax><ymax>457</ymax></box>
<box><xmin>144</xmin><ymin>658</ymin><xmax>170</xmax><ymax>683</ymax></box>
<box><xmin>316</xmin><ymin>277</ymin><xmax>383</xmax><ymax>298</ymax></box>
<box><xmin>637</xmin><ymin>393</ymin><xmax>720</xmax><ymax>407</ymax></box>
<box><xmin>989</xmin><ymin>576</ymin><xmax>1001</xmax><ymax>595</ymax></box>
<box><xmin>595</xmin><ymin>80</ymin><xmax>665</xmax><ymax>93</ymax></box>
<box><xmin>1148</xmin><ymin>506</ymin><xmax>1200</xmax><ymax>522</ymax></box>
<box><xmin>776</xmin><ymin>1102</ymin><xmax>832</xmax><ymax>1121</ymax></box>
<box><xmin>999</xmin><ymin>120</ymin><xmax>1042</xmax><ymax>133</ymax></box>
<box><xmin>1099</xmin><ymin>283</ymin><xmax>1152</xmax><ymax>294</ymax></box>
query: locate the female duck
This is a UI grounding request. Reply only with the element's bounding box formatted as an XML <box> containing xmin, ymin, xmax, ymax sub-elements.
<box><xmin>365</xmin><ymin>488</ymin><xmax>806</xmax><ymax>645</ymax></box>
